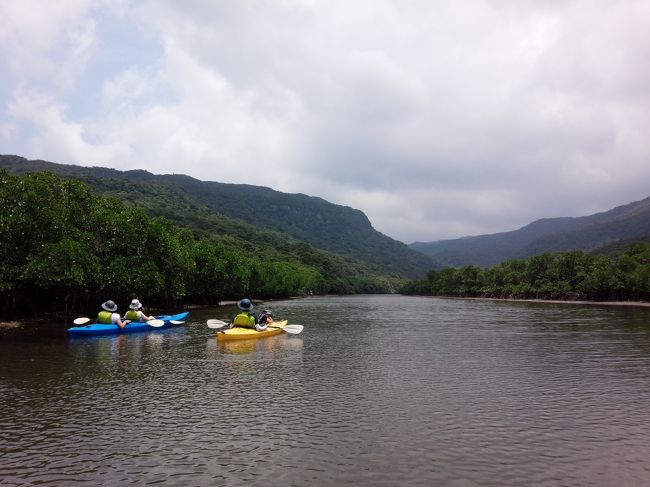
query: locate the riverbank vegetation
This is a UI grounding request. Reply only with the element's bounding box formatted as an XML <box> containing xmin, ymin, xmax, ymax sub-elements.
<box><xmin>0</xmin><ymin>170</ymin><xmax>398</xmax><ymax>317</ymax></box>
<box><xmin>401</xmin><ymin>244</ymin><xmax>650</xmax><ymax>302</ymax></box>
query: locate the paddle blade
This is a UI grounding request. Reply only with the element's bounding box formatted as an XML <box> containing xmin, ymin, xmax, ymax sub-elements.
<box><xmin>281</xmin><ymin>324</ymin><xmax>304</xmax><ymax>335</ymax></box>
<box><xmin>169</xmin><ymin>320</ymin><xmax>185</xmax><ymax>325</ymax></box>
<box><xmin>147</xmin><ymin>319</ymin><xmax>165</xmax><ymax>327</ymax></box>
<box><xmin>73</xmin><ymin>317</ymin><xmax>91</xmax><ymax>325</ymax></box>
<box><xmin>207</xmin><ymin>319</ymin><xmax>229</xmax><ymax>329</ymax></box>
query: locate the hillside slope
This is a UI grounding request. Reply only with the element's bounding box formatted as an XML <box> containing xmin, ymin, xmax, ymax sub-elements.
<box><xmin>410</xmin><ymin>197</ymin><xmax>650</xmax><ymax>267</ymax></box>
<box><xmin>0</xmin><ymin>155</ymin><xmax>436</xmax><ymax>278</ymax></box>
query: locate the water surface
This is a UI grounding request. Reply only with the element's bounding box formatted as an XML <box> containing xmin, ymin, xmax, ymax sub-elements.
<box><xmin>2</xmin><ymin>295</ymin><xmax>650</xmax><ymax>486</ymax></box>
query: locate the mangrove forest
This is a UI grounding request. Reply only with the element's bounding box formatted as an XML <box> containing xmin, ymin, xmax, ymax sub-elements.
<box><xmin>0</xmin><ymin>169</ymin><xmax>395</xmax><ymax>317</ymax></box>
<box><xmin>401</xmin><ymin>245</ymin><xmax>650</xmax><ymax>302</ymax></box>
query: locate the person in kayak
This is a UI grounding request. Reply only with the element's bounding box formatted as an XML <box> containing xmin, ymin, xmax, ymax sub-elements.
<box><xmin>97</xmin><ymin>300</ymin><xmax>130</xmax><ymax>329</ymax></box>
<box><xmin>124</xmin><ymin>299</ymin><xmax>155</xmax><ymax>322</ymax></box>
<box><xmin>256</xmin><ymin>309</ymin><xmax>274</xmax><ymax>331</ymax></box>
<box><xmin>232</xmin><ymin>298</ymin><xmax>257</xmax><ymax>329</ymax></box>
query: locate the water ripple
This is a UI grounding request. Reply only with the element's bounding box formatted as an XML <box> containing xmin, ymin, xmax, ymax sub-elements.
<box><xmin>2</xmin><ymin>297</ymin><xmax>650</xmax><ymax>485</ymax></box>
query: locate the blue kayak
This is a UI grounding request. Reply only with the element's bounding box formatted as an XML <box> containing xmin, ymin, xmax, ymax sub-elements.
<box><xmin>67</xmin><ymin>312</ymin><xmax>190</xmax><ymax>336</ymax></box>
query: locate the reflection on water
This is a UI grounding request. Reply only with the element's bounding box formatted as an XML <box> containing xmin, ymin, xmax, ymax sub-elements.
<box><xmin>1</xmin><ymin>296</ymin><xmax>650</xmax><ymax>486</ymax></box>
<box><xmin>211</xmin><ymin>335</ymin><xmax>304</xmax><ymax>356</ymax></box>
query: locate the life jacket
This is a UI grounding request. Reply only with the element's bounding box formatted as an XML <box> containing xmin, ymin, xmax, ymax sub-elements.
<box><xmin>124</xmin><ymin>310</ymin><xmax>139</xmax><ymax>321</ymax></box>
<box><xmin>97</xmin><ymin>310</ymin><xmax>113</xmax><ymax>324</ymax></box>
<box><xmin>233</xmin><ymin>312</ymin><xmax>255</xmax><ymax>328</ymax></box>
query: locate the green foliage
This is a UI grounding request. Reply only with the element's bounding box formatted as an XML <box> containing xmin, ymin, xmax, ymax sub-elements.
<box><xmin>0</xmin><ymin>169</ymin><xmax>398</xmax><ymax>317</ymax></box>
<box><xmin>0</xmin><ymin>155</ymin><xmax>437</xmax><ymax>278</ymax></box>
<box><xmin>401</xmin><ymin>245</ymin><xmax>650</xmax><ymax>302</ymax></box>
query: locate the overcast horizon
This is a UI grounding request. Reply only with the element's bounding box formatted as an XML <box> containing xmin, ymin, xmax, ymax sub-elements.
<box><xmin>2</xmin><ymin>1</ymin><xmax>649</xmax><ymax>244</ymax></box>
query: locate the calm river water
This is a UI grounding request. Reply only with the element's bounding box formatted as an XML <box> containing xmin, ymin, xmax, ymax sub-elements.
<box><xmin>2</xmin><ymin>295</ymin><xmax>650</xmax><ymax>486</ymax></box>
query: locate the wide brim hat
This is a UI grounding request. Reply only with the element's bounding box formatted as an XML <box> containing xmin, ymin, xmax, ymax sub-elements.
<box><xmin>129</xmin><ymin>299</ymin><xmax>141</xmax><ymax>310</ymax></box>
<box><xmin>237</xmin><ymin>299</ymin><xmax>253</xmax><ymax>311</ymax></box>
<box><xmin>102</xmin><ymin>300</ymin><xmax>118</xmax><ymax>312</ymax></box>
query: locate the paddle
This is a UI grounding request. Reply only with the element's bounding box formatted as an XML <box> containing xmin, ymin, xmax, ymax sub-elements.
<box><xmin>73</xmin><ymin>317</ymin><xmax>164</xmax><ymax>327</ymax></box>
<box><xmin>269</xmin><ymin>324</ymin><xmax>304</xmax><ymax>335</ymax></box>
<box><xmin>207</xmin><ymin>319</ymin><xmax>230</xmax><ymax>329</ymax></box>
<box><xmin>170</xmin><ymin>320</ymin><xmax>185</xmax><ymax>325</ymax></box>
<box><xmin>206</xmin><ymin>319</ymin><xmax>303</xmax><ymax>335</ymax></box>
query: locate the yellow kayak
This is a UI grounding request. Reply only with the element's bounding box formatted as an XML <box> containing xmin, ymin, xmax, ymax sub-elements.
<box><xmin>216</xmin><ymin>320</ymin><xmax>288</xmax><ymax>341</ymax></box>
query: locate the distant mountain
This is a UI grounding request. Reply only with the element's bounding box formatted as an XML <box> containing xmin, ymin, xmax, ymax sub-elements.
<box><xmin>410</xmin><ymin>196</ymin><xmax>650</xmax><ymax>267</ymax></box>
<box><xmin>0</xmin><ymin>155</ymin><xmax>437</xmax><ymax>278</ymax></box>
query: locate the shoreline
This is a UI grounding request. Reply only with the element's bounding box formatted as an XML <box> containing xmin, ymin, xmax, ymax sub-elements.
<box><xmin>441</xmin><ymin>296</ymin><xmax>650</xmax><ymax>308</ymax></box>
<box><xmin>3</xmin><ymin>295</ymin><xmax>649</xmax><ymax>330</ymax></box>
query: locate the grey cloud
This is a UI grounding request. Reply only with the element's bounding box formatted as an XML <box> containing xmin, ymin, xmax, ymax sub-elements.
<box><xmin>3</xmin><ymin>0</ymin><xmax>650</xmax><ymax>243</ymax></box>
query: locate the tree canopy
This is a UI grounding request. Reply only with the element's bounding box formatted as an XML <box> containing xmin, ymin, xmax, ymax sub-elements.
<box><xmin>401</xmin><ymin>246</ymin><xmax>650</xmax><ymax>302</ymax></box>
<box><xmin>0</xmin><ymin>170</ymin><xmax>399</xmax><ymax>317</ymax></box>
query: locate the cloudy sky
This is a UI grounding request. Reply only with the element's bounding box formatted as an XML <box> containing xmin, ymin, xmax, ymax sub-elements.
<box><xmin>1</xmin><ymin>0</ymin><xmax>649</xmax><ymax>243</ymax></box>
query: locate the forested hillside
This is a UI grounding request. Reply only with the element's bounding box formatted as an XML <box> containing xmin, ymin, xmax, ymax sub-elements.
<box><xmin>0</xmin><ymin>155</ymin><xmax>437</xmax><ymax>278</ymax></box>
<box><xmin>402</xmin><ymin>244</ymin><xmax>650</xmax><ymax>302</ymax></box>
<box><xmin>0</xmin><ymin>170</ymin><xmax>400</xmax><ymax>317</ymax></box>
<box><xmin>410</xmin><ymin>197</ymin><xmax>650</xmax><ymax>267</ymax></box>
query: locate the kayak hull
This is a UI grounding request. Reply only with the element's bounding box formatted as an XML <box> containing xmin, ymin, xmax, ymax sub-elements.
<box><xmin>67</xmin><ymin>312</ymin><xmax>189</xmax><ymax>336</ymax></box>
<box><xmin>217</xmin><ymin>320</ymin><xmax>288</xmax><ymax>341</ymax></box>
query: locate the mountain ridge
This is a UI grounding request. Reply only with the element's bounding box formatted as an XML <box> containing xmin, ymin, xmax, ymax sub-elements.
<box><xmin>410</xmin><ymin>196</ymin><xmax>650</xmax><ymax>267</ymax></box>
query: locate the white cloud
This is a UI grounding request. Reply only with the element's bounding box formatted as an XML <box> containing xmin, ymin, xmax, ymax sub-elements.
<box><xmin>0</xmin><ymin>0</ymin><xmax>97</xmax><ymax>83</ymax></box>
<box><xmin>0</xmin><ymin>121</ymin><xmax>17</xmax><ymax>141</ymax></box>
<box><xmin>8</xmin><ymin>87</ymin><xmax>129</xmax><ymax>164</ymax></box>
<box><xmin>93</xmin><ymin>42</ymin><xmax>305</xmax><ymax>183</ymax></box>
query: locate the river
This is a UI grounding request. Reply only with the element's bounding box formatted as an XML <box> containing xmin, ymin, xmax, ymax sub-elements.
<box><xmin>1</xmin><ymin>295</ymin><xmax>650</xmax><ymax>486</ymax></box>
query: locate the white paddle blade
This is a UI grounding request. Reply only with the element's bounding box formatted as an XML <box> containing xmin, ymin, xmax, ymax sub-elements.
<box><xmin>207</xmin><ymin>319</ymin><xmax>229</xmax><ymax>329</ymax></box>
<box><xmin>147</xmin><ymin>319</ymin><xmax>165</xmax><ymax>327</ymax></box>
<box><xmin>281</xmin><ymin>324</ymin><xmax>304</xmax><ymax>335</ymax></box>
<box><xmin>169</xmin><ymin>320</ymin><xmax>185</xmax><ymax>325</ymax></box>
<box><xmin>73</xmin><ymin>317</ymin><xmax>91</xmax><ymax>325</ymax></box>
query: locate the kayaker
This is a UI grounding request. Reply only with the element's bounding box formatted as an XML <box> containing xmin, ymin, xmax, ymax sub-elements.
<box><xmin>232</xmin><ymin>298</ymin><xmax>257</xmax><ymax>329</ymax></box>
<box><xmin>256</xmin><ymin>309</ymin><xmax>274</xmax><ymax>331</ymax></box>
<box><xmin>97</xmin><ymin>300</ymin><xmax>130</xmax><ymax>329</ymax></box>
<box><xmin>124</xmin><ymin>299</ymin><xmax>155</xmax><ymax>322</ymax></box>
